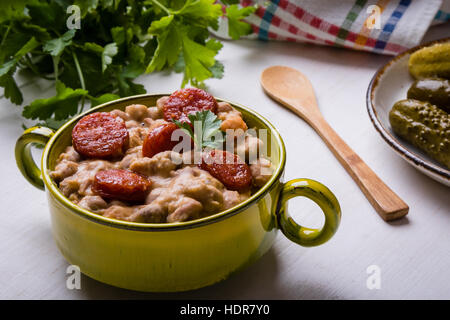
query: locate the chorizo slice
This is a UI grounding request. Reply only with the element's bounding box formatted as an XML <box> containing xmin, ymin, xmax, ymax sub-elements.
<box><xmin>92</xmin><ymin>169</ymin><xmax>151</xmax><ymax>203</ymax></box>
<box><xmin>143</xmin><ymin>122</ymin><xmax>194</xmax><ymax>158</ymax></box>
<box><xmin>163</xmin><ymin>88</ymin><xmax>218</xmax><ymax>123</ymax></box>
<box><xmin>142</xmin><ymin>123</ymin><xmax>179</xmax><ymax>158</ymax></box>
<box><xmin>200</xmin><ymin>149</ymin><xmax>252</xmax><ymax>191</ymax></box>
<box><xmin>72</xmin><ymin>112</ymin><xmax>129</xmax><ymax>159</ymax></box>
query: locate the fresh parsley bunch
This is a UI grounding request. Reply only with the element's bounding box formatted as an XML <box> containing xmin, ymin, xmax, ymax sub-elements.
<box><xmin>0</xmin><ymin>0</ymin><xmax>255</xmax><ymax>128</ymax></box>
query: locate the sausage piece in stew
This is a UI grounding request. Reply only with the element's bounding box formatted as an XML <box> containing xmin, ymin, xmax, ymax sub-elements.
<box><xmin>92</xmin><ymin>169</ymin><xmax>151</xmax><ymax>202</ymax></box>
<box><xmin>72</xmin><ymin>112</ymin><xmax>129</xmax><ymax>159</ymax></box>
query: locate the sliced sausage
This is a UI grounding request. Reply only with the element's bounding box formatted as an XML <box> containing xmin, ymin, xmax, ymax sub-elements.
<box><xmin>200</xmin><ymin>150</ymin><xmax>252</xmax><ymax>191</ymax></box>
<box><xmin>163</xmin><ymin>88</ymin><xmax>218</xmax><ymax>123</ymax></box>
<box><xmin>92</xmin><ymin>169</ymin><xmax>151</xmax><ymax>202</ymax></box>
<box><xmin>72</xmin><ymin>112</ymin><xmax>129</xmax><ymax>159</ymax></box>
<box><xmin>143</xmin><ymin>122</ymin><xmax>194</xmax><ymax>158</ymax></box>
<box><xmin>143</xmin><ymin>123</ymin><xmax>179</xmax><ymax>158</ymax></box>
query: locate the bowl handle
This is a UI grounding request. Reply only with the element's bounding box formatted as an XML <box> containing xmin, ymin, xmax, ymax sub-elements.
<box><xmin>15</xmin><ymin>126</ymin><xmax>54</xmax><ymax>190</ymax></box>
<box><xmin>276</xmin><ymin>179</ymin><xmax>341</xmax><ymax>247</ymax></box>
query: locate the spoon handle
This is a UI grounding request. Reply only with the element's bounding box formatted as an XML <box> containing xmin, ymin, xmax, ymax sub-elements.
<box><xmin>308</xmin><ymin>114</ymin><xmax>409</xmax><ymax>221</ymax></box>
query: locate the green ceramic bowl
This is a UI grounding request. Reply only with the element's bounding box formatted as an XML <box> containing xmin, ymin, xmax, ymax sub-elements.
<box><xmin>15</xmin><ymin>94</ymin><xmax>341</xmax><ymax>292</ymax></box>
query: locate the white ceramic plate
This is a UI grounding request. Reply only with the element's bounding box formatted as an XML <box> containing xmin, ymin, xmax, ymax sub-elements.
<box><xmin>366</xmin><ymin>38</ymin><xmax>450</xmax><ymax>186</ymax></box>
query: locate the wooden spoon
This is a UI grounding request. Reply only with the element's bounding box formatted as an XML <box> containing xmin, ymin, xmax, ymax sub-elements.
<box><xmin>261</xmin><ymin>65</ymin><xmax>408</xmax><ymax>221</ymax></box>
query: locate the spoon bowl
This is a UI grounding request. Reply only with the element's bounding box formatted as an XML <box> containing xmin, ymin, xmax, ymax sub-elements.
<box><xmin>261</xmin><ymin>66</ymin><xmax>320</xmax><ymax>119</ymax></box>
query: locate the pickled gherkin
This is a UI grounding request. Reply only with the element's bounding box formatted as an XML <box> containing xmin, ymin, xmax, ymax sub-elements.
<box><xmin>408</xmin><ymin>42</ymin><xmax>450</xmax><ymax>80</ymax></box>
<box><xmin>389</xmin><ymin>99</ymin><xmax>450</xmax><ymax>168</ymax></box>
<box><xmin>407</xmin><ymin>78</ymin><xmax>450</xmax><ymax>113</ymax></box>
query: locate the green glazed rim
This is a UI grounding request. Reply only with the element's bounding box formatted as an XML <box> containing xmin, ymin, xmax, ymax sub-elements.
<box><xmin>40</xmin><ymin>94</ymin><xmax>286</xmax><ymax>231</ymax></box>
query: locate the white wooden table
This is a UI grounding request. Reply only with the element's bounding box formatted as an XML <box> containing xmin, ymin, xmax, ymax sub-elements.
<box><xmin>1</xmin><ymin>23</ymin><xmax>449</xmax><ymax>300</ymax></box>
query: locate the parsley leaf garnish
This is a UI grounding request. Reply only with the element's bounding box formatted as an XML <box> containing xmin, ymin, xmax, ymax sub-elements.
<box><xmin>173</xmin><ymin>110</ymin><xmax>224</xmax><ymax>150</ymax></box>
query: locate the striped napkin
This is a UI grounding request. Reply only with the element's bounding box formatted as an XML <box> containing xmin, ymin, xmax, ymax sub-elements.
<box><xmin>218</xmin><ymin>0</ymin><xmax>450</xmax><ymax>55</ymax></box>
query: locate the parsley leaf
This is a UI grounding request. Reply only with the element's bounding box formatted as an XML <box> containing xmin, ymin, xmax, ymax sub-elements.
<box><xmin>0</xmin><ymin>32</ymin><xmax>30</xmax><ymax>64</ymax></box>
<box><xmin>174</xmin><ymin>55</ymin><xmax>224</xmax><ymax>80</ymax></box>
<box><xmin>220</xmin><ymin>0</ymin><xmax>240</xmax><ymax>4</ymax></box>
<box><xmin>0</xmin><ymin>74</ymin><xmax>22</xmax><ymax>105</ymax></box>
<box><xmin>82</xmin><ymin>41</ymin><xmax>118</xmax><ymax>72</ymax></box>
<box><xmin>146</xmin><ymin>16</ymin><xmax>181</xmax><ymax>73</ymax></box>
<box><xmin>181</xmin><ymin>32</ymin><xmax>219</xmax><ymax>87</ymax></box>
<box><xmin>102</xmin><ymin>42</ymin><xmax>118</xmax><ymax>72</ymax></box>
<box><xmin>0</xmin><ymin>36</ymin><xmax>40</xmax><ymax>76</ymax></box>
<box><xmin>43</xmin><ymin>30</ymin><xmax>75</xmax><ymax>57</ymax></box>
<box><xmin>173</xmin><ymin>110</ymin><xmax>223</xmax><ymax>150</ymax></box>
<box><xmin>74</xmin><ymin>0</ymin><xmax>100</xmax><ymax>17</ymax></box>
<box><xmin>0</xmin><ymin>36</ymin><xmax>40</xmax><ymax>105</ymax></box>
<box><xmin>0</xmin><ymin>1</ymin><xmax>30</xmax><ymax>23</ymax></box>
<box><xmin>22</xmin><ymin>80</ymin><xmax>88</xmax><ymax>120</ymax></box>
<box><xmin>226</xmin><ymin>4</ymin><xmax>256</xmax><ymax>40</ymax></box>
<box><xmin>15</xmin><ymin>37</ymin><xmax>41</xmax><ymax>59</ymax></box>
<box><xmin>122</xmin><ymin>44</ymin><xmax>146</xmax><ymax>78</ymax></box>
<box><xmin>177</xmin><ymin>0</ymin><xmax>223</xmax><ymax>30</ymax></box>
<box><xmin>209</xmin><ymin>60</ymin><xmax>225</xmax><ymax>79</ymax></box>
<box><xmin>0</xmin><ymin>60</ymin><xmax>16</xmax><ymax>78</ymax></box>
<box><xmin>117</xmin><ymin>73</ymin><xmax>146</xmax><ymax>97</ymax></box>
<box><xmin>89</xmin><ymin>93</ymin><xmax>120</xmax><ymax>107</ymax></box>
<box><xmin>146</xmin><ymin>1</ymin><xmax>225</xmax><ymax>87</ymax></box>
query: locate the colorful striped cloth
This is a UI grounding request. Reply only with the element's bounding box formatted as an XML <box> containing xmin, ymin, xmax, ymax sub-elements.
<box><xmin>218</xmin><ymin>0</ymin><xmax>450</xmax><ymax>55</ymax></box>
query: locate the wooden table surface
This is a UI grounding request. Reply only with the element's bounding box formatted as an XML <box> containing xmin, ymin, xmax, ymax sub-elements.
<box><xmin>1</xmin><ymin>23</ymin><xmax>449</xmax><ymax>300</ymax></box>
